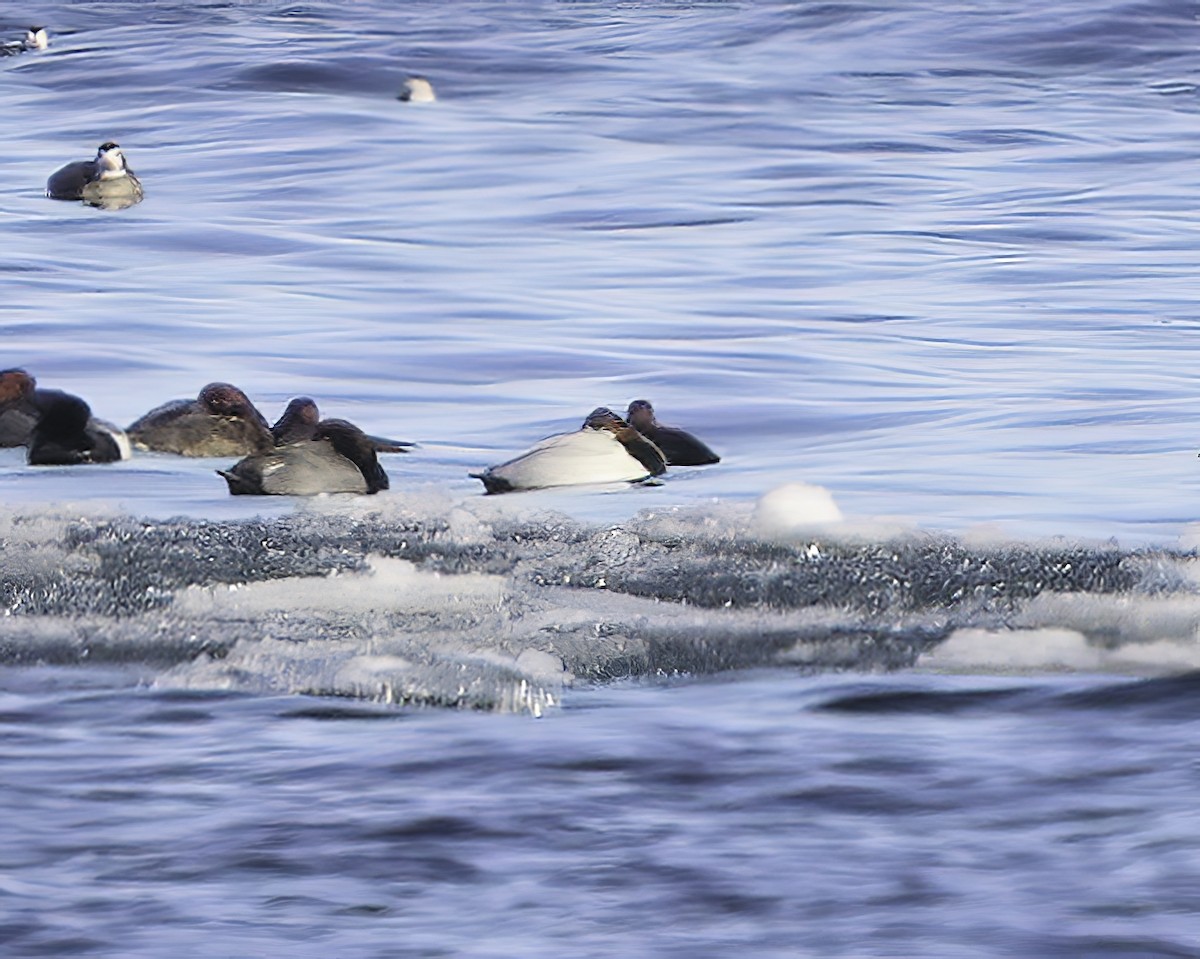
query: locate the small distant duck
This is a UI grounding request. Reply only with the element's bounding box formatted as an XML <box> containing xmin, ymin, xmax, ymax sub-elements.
<box><xmin>127</xmin><ymin>382</ymin><xmax>274</xmax><ymax>457</ymax></box>
<box><xmin>626</xmin><ymin>399</ymin><xmax>720</xmax><ymax>466</ymax></box>
<box><xmin>46</xmin><ymin>141</ymin><xmax>144</xmax><ymax>209</ymax></box>
<box><xmin>1</xmin><ymin>26</ymin><xmax>48</xmax><ymax>56</ymax></box>
<box><xmin>219</xmin><ymin>412</ymin><xmax>389</xmax><ymax>495</ymax></box>
<box><xmin>397</xmin><ymin>75</ymin><xmax>436</xmax><ymax>103</ymax></box>
<box><xmin>471</xmin><ymin>407</ymin><xmax>667</xmax><ymax>494</ymax></box>
<box><xmin>270</xmin><ymin>396</ymin><xmax>415</xmax><ymax>452</ymax></box>
<box><xmin>0</xmin><ymin>368</ymin><xmax>38</xmax><ymax>447</ymax></box>
<box><xmin>27</xmin><ymin>389</ymin><xmax>130</xmax><ymax>466</ymax></box>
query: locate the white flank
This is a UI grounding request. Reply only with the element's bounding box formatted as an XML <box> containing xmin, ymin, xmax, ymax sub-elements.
<box><xmin>486</xmin><ymin>428</ymin><xmax>650</xmax><ymax>490</ymax></box>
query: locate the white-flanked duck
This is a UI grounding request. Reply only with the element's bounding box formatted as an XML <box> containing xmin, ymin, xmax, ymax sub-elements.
<box><xmin>27</xmin><ymin>389</ymin><xmax>130</xmax><ymax>465</ymax></box>
<box><xmin>219</xmin><ymin>408</ymin><xmax>389</xmax><ymax>495</ymax></box>
<box><xmin>47</xmin><ymin>141</ymin><xmax>143</xmax><ymax>209</ymax></box>
<box><xmin>626</xmin><ymin>399</ymin><xmax>720</xmax><ymax>466</ymax></box>
<box><xmin>127</xmin><ymin>383</ymin><xmax>274</xmax><ymax>457</ymax></box>
<box><xmin>471</xmin><ymin>407</ymin><xmax>667</xmax><ymax>494</ymax></box>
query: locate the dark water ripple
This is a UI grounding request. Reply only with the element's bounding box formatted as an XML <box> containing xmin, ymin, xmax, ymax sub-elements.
<box><xmin>4</xmin><ymin>672</ymin><xmax>1200</xmax><ymax>957</ymax></box>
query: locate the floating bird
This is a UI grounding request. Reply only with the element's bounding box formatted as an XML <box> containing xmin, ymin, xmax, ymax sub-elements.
<box><xmin>46</xmin><ymin>141</ymin><xmax>143</xmax><ymax>209</ymax></box>
<box><xmin>1</xmin><ymin>26</ymin><xmax>48</xmax><ymax>56</ymax></box>
<box><xmin>219</xmin><ymin>416</ymin><xmax>389</xmax><ymax>495</ymax></box>
<box><xmin>27</xmin><ymin>389</ymin><xmax>130</xmax><ymax>465</ymax></box>
<box><xmin>398</xmin><ymin>75</ymin><xmax>436</xmax><ymax>103</ymax></box>
<box><xmin>626</xmin><ymin>399</ymin><xmax>720</xmax><ymax>466</ymax></box>
<box><xmin>271</xmin><ymin>396</ymin><xmax>414</xmax><ymax>452</ymax></box>
<box><xmin>0</xmin><ymin>368</ymin><xmax>38</xmax><ymax>447</ymax></box>
<box><xmin>127</xmin><ymin>382</ymin><xmax>274</xmax><ymax>457</ymax></box>
<box><xmin>471</xmin><ymin>407</ymin><xmax>667</xmax><ymax>494</ymax></box>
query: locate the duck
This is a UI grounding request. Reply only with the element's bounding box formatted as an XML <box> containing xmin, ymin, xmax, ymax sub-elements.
<box><xmin>0</xmin><ymin>368</ymin><xmax>38</xmax><ymax>447</ymax></box>
<box><xmin>397</xmin><ymin>75</ymin><xmax>436</xmax><ymax>103</ymax></box>
<box><xmin>218</xmin><ymin>415</ymin><xmax>389</xmax><ymax>495</ymax></box>
<box><xmin>270</xmin><ymin>396</ymin><xmax>415</xmax><ymax>452</ymax></box>
<box><xmin>1</xmin><ymin>26</ymin><xmax>47</xmax><ymax>56</ymax></box>
<box><xmin>471</xmin><ymin>407</ymin><xmax>667</xmax><ymax>494</ymax></box>
<box><xmin>27</xmin><ymin>389</ymin><xmax>130</xmax><ymax>466</ymax></box>
<box><xmin>127</xmin><ymin>382</ymin><xmax>274</xmax><ymax>457</ymax></box>
<box><xmin>46</xmin><ymin>141</ymin><xmax>143</xmax><ymax>209</ymax></box>
<box><xmin>625</xmin><ymin>399</ymin><xmax>720</xmax><ymax>466</ymax></box>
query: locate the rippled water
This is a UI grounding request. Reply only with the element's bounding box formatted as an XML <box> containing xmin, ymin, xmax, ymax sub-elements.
<box><xmin>5</xmin><ymin>1</ymin><xmax>1200</xmax><ymax>955</ymax></box>
<box><xmin>6</xmin><ymin>671</ymin><xmax>1200</xmax><ymax>958</ymax></box>
<box><xmin>4</xmin><ymin>0</ymin><xmax>1200</xmax><ymax>535</ymax></box>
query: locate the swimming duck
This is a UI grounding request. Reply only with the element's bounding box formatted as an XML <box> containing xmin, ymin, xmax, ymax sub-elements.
<box><xmin>218</xmin><ymin>416</ymin><xmax>389</xmax><ymax>495</ymax></box>
<box><xmin>271</xmin><ymin>396</ymin><xmax>415</xmax><ymax>452</ymax></box>
<box><xmin>127</xmin><ymin>382</ymin><xmax>274</xmax><ymax>457</ymax></box>
<box><xmin>1</xmin><ymin>26</ymin><xmax>47</xmax><ymax>56</ymax></box>
<box><xmin>27</xmin><ymin>389</ymin><xmax>130</xmax><ymax>466</ymax></box>
<box><xmin>471</xmin><ymin>407</ymin><xmax>667</xmax><ymax>494</ymax></box>
<box><xmin>626</xmin><ymin>399</ymin><xmax>720</xmax><ymax>466</ymax></box>
<box><xmin>397</xmin><ymin>75</ymin><xmax>436</xmax><ymax>103</ymax></box>
<box><xmin>0</xmin><ymin>368</ymin><xmax>38</xmax><ymax>447</ymax></box>
<box><xmin>46</xmin><ymin>141</ymin><xmax>143</xmax><ymax>209</ymax></box>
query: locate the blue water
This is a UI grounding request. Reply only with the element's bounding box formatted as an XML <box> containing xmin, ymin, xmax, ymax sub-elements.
<box><xmin>5</xmin><ymin>670</ymin><xmax>1200</xmax><ymax>958</ymax></box>
<box><xmin>4</xmin><ymin>1</ymin><xmax>1200</xmax><ymax>955</ymax></box>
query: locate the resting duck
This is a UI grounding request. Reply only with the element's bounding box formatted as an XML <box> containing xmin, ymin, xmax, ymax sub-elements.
<box><xmin>219</xmin><ymin>413</ymin><xmax>389</xmax><ymax>495</ymax></box>
<box><xmin>0</xmin><ymin>368</ymin><xmax>38</xmax><ymax>447</ymax></box>
<box><xmin>626</xmin><ymin>399</ymin><xmax>719</xmax><ymax>466</ymax></box>
<box><xmin>270</xmin><ymin>396</ymin><xmax>414</xmax><ymax>452</ymax></box>
<box><xmin>27</xmin><ymin>389</ymin><xmax>130</xmax><ymax>465</ymax></box>
<box><xmin>127</xmin><ymin>382</ymin><xmax>274</xmax><ymax>457</ymax></box>
<box><xmin>46</xmin><ymin>141</ymin><xmax>143</xmax><ymax>209</ymax></box>
<box><xmin>471</xmin><ymin>407</ymin><xmax>667</xmax><ymax>494</ymax></box>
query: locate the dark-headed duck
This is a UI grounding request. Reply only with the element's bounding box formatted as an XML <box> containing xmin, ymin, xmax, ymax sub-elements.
<box><xmin>127</xmin><ymin>382</ymin><xmax>274</xmax><ymax>457</ymax></box>
<box><xmin>626</xmin><ymin>399</ymin><xmax>719</xmax><ymax>466</ymax></box>
<box><xmin>27</xmin><ymin>389</ymin><xmax>130</xmax><ymax>465</ymax></box>
<box><xmin>271</xmin><ymin>396</ymin><xmax>414</xmax><ymax>452</ymax></box>
<box><xmin>47</xmin><ymin>141</ymin><xmax>143</xmax><ymax>209</ymax></box>
<box><xmin>219</xmin><ymin>416</ymin><xmax>389</xmax><ymax>495</ymax></box>
<box><xmin>0</xmin><ymin>368</ymin><xmax>38</xmax><ymax>447</ymax></box>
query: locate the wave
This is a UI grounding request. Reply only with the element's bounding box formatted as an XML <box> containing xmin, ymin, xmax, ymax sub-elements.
<box><xmin>816</xmin><ymin>669</ymin><xmax>1200</xmax><ymax>721</ymax></box>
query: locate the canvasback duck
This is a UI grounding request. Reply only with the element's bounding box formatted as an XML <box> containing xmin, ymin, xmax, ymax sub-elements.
<box><xmin>471</xmin><ymin>407</ymin><xmax>666</xmax><ymax>494</ymax></box>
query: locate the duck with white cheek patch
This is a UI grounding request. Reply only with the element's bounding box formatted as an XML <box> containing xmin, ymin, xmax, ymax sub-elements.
<box><xmin>47</xmin><ymin>141</ymin><xmax>144</xmax><ymax>210</ymax></box>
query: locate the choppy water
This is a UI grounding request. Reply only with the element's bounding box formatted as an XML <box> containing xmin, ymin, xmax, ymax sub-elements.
<box><xmin>5</xmin><ymin>1</ymin><xmax>1200</xmax><ymax>955</ymax></box>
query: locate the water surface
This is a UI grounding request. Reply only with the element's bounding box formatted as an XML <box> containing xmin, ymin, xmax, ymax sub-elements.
<box><xmin>4</xmin><ymin>2</ymin><xmax>1200</xmax><ymax>955</ymax></box>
